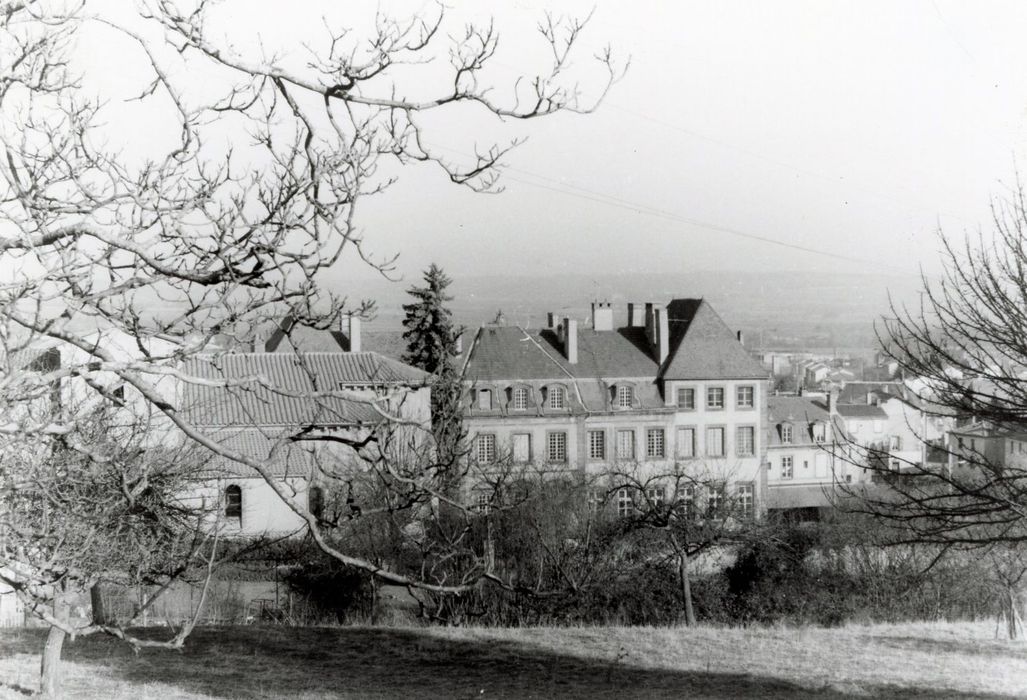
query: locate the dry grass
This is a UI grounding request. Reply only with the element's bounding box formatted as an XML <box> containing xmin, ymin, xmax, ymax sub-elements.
<box><xmin>1</xmin><ymin>621</ymin><xmax>1024</xmax><ymax>699</ymax></box>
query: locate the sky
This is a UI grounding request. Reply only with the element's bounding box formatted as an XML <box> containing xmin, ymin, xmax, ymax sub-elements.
<box><xmin>71</xmin><ymin>1</ymin><xmax>1027</xmax><ymax>284</ymax></box>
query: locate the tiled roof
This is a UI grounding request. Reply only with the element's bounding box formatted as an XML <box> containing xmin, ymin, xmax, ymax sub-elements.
<box><xmin>197</xmin><ymin>428</ymin><xmax>319</xmax><ymax>478</ymax></box>
<box><xmin>663</xmin><ymin>299</ymin><xmax>767</xmax><ymax>380</ymax></box>
<box><xmin>835</xmin><ymin>403</ymin><xmax>888</xmax><ymax>419</ymax></box>
<box><xmin>181</xmin><ymin>352</ymin><xmax>426</xmax><ymax>428</ymax></box>
<box><xmin>837</xmin><ymin>381</ymin><xmax>905</xmax><ymax>404</ymax></box>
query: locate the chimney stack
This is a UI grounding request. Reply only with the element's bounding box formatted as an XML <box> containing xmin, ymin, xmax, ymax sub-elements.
<box><xmin>547</xmin><ymin>312</ymin><xmax>558</xmax><ymax>329</ymax></box>
<box><xmin>563</xmin><ymin>317</ymin><xmax>578</xmax><ymax>364</ymax></box>
<box><xmin>828</xmin><ymin>389</ymin><xmax>838</xmax><ymax>415</ymax></box>
<box><xmin>736</xmin><ymin>330</ymin><xmax>744</xmax><ymax>345</ymax></box>
<box><xmin>347</xmin><ymin>315</ymin><xmax>361</xmax><ymax>353</ymax></box>
<box><xmin>592</xmin><ymin>301</ymin><xmax>614</xmax><ymax>331</ymax></box>
<box><xmin>454</xmin><ymin>333</ymin><xmax>463</xmax><ymax>355</ymax></box>
<box><xmin>627</xmin><ymin>303</ymin><xmax>645</xmax><ymax>327</ymax></box>
<box><xmin>653</xmin><ymin>307</ymin><xmax>669</xmax><ymax>365</ymax></box>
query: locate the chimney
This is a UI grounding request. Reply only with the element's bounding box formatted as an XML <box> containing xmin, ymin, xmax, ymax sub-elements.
<box><xmin>828</xmin><ymin>389</ymin><xmax>838</xmax><ymax>415</ymax></box>
<box><xmin>563</xmin><ymin>317</ymin><xmax>578</xmax><ymax>364</ymax></box>
<box><xmin>644</xmin><ymin>303</ymin><xmax>655</xmax><ymax>344</ymax></box>
<box><xmin>547</xmin><ymin>312</ymin><xmax>558</xmax><ymax>329</ymax></box>
<box><xmin>347</xmin><ymin>315</ymin><xmax>361</xmax><ymax>353</ymax></box>
<box><xmin>627</xmin><ymin>302</ymin><xmax>645</xmax><ymax>327</ymax></box>
<box><xmin>736</xmin><ymin>330</ymin><xmax>744</xmax><ymax>345</ymax></box>
<box><xmin>653</xmin><ymin>307</ymin><xmax>669</xmax><ymax>365</ymax></box>
<box><xmin>454</xmin><ymin>333</ymin><xmax>463</xmax><ymax>355</ymax></box>
<box><xmin>592</xmin><ymin>301</ymin><xmax>614</xmax><ymax>331</ymax></box>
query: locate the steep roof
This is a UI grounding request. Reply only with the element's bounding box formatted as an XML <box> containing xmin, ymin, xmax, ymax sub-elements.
<box><xmin>198</xmin><ymin>428</ymin><xmax>319</xmax><ymax>478</ymax></box>
<box><xmin>663</xmin><ymin>299</ymin><xmax>766</xmax><ymax>380</ymax></box>
<box><xmin>835</xmin><ymin>403</ymin><xmax>888</xmax><ymax>419</ymax></box>
<box><xmin>181</xmin><ymin>352</ymin><xmax>426</xmax><ymax>428</ymax></box>
<box><xmin>768</xmin><ymin>395</ymin><xmax>832</xmax><ymax>424</ymax></box>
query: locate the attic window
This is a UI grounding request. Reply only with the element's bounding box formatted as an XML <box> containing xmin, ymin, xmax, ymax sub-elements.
<box><xmin>548</xmin><ymin>386</ymin><xmax>566</xmax><ymax>410</ymax></box>
<box><xmin>813</xmin><ymin>423</ymin><xmax>826</xmax><ymax>443</ymax></box>
<box><xmin>512</xmin><ymin>386</ymin><xmax>529</xmax><ymax>411</ymax></box>
<box><xmin>477</xmin><ymin>389</ymin><xmax>493</xmax><ymax>411</ymax></box>
<box><xmin>781</xmin><ymin>424</ymin><xmax>793</xmax><ymax>444</ymax></box>
<box><xmin>616</xmin><ymin>385</ymin><xmax>634</xmax><ymax>409</ymax></box>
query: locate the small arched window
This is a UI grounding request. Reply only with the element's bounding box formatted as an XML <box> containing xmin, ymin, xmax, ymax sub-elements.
<box><xmin>615</xmin><ymin>385</ymin><xmax>634</xmax><ymax>409</ymax></box>
<box><xmin>548</xmin><ymin>385</ymin><xmax>566</xmax><ymax>410</ymax></box>
<box><xmin>224</xmin><ymin>484</ymin><xmax>242</xmax><ymax>524</ymax></box>
<box><xmin>308</xmin><ymin>485</ymin><xmax>324</xmax><ymax>519</ymax></box>
<box><xmin>512</xmin><ymin>386</ymin><xmax>530</xmax><ymax>411</ymax></box>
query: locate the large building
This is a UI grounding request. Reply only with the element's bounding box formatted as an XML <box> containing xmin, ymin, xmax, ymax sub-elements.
<box><xmin>460</xmin><ymin>299</ymin><xmax>770</xmax><ymax>515</ymax></box>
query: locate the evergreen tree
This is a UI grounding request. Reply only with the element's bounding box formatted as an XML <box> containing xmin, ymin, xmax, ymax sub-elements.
<box><xmin>402</xmin><ymin>264</ymin><xmax>460</xmax><ymax>374</ymax></box>
<box><xmin>402</xmin><ymin>264</ymin><xmax>467</xmax><ymax>481</ymax></box>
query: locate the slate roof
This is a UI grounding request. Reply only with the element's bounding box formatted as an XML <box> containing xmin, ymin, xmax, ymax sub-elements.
<box><xmin>461</xmin><ymin>298</ymin><xmax>765</xmax><ymax>384</ymax></box>
<box><xmin>663</xmin><ymin>299</ymin><xmax>767</xmax><ymax>379</ymax></box>
<box><xmin>181</xmin><ymin>352</ymin><xmax>427</xmax><ymax>428</ymax></box>
<box><xmin>767</xmin><ymin>396</ymin><xmax>837</xmax><ymax>447</ymax></box>
<box><xmin>835</xmin><ymin>403</ymin><xmax>888</xmax><ymax>419</ymax></box>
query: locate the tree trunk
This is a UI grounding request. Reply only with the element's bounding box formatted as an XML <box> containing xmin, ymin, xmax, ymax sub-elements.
<box><xmin>1006</xmin><ymin>586</ymin><xmax>1022</xmax><ymax>640</ymax></box>
<box><xmin>39</xmin><ymin>596</ymin><xmax>69</xmax><ymax>699</ymax></box>
<box><xmin>90</xmin><ymin>582</ymin><xmax>108</xmax><ymax>626</ymax></box>
<box><xmin>678</xmin><ymin>550</ymin><xmax>696</xmax><ymax>627</ymax></box>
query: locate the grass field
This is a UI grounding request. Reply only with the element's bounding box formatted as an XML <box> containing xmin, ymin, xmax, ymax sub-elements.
<box><xmin>1</xmin><ymin>621</ymin><xmax>1025</xmax><ymax>699</ymax></box>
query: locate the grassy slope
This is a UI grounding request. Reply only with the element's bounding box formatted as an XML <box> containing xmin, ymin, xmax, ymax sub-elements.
<box><xmin>1</xmin><ymin>621</ymin><xmax>1024</xmax><ymax>699</ymax></box>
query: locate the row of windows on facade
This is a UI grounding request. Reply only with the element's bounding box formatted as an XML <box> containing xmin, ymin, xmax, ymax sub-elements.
<box><xmin>777</xmin><ymin>423</ymin><xmax>829</xmax><ymax>444</ymax></box>
<box><xmin>473</xmin><ymin>384</ymin><xmax>757</xmax><ymax>412</ymax></box>
<box><xmin>473</xmin><ymin>482</ymin><xmax>755</xmax><ymax>520</ymax></box>
<box><xmin>222</xmin><ymin>484</ymin><xmax>325</xmax><ymax>526</ymax></box>
<box><xmin>474</xmin><ymin>425</ymin><xmax>758</xmax><ymax>464</ymax></box>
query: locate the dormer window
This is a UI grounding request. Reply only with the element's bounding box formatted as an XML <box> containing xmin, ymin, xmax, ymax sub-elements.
<box><xmin>616</xmin><ymin>385</ymin><xmax>634</xmax><ymax>409</ymax></box>
<box><xmin>548</xmin><ymin>386</ymin><xmax>566</xmax><ymax>410</ymax></box>
<box><xmin>512</xmin><ymin>386</ymin><xmax>529</xmax><ymax>411</ymax></box>
<box><xmin>813</xmin><ymin>422</ymin><xmax>826</xmax><ymax>443</ymax></box>
<box><xmin>477</xmin><ymin>388</ymin><xmax>493</xmax><ymax>411</ymax></box>
<box><xmin>781</xmin><ymin>424</ymin><xmax>793</xmax><ymax>444</ymax></box>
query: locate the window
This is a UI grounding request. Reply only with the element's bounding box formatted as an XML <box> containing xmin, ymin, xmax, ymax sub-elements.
<box><xmin>675</xmin><ymin>485</ymin><xmax>695</xmax><ymax>519</ymax></box>
<box><xmin>616</xmin><ymin>385</ymin><xmax>634</xmax><ymax>409</ymax></box>
<box><xmin>646</xmin><ymin>428</ymin><xmax>666</xmax><ymax>458</ymax></box>
<box><xmin>477</xmin><ymin>389</ymin><xmax>492</xmax><ymax>411</ymax></box>
<box><xmin>475</xmin><ymin>493</ymin><xmax>491</xmax><ymax>514</ymax></box>
<box><xmin>616</xmin><ymin>429</ymin><xmax>635</xmax><ymax>460</ymax></box>
<box><xmin>736</xmin><ymin>385</ymin><xmax>754</xmax><ymax>409</ymax></box>
<box><xmin>735</xmin><ymin>426</ymin><xmax>754</xmax><ymax>457</ymax></box>
<box><xmin>706</xmin><ymin>387</ymin><xmax>725</xmax><ymax>410</ymax></box>
<box><xmin>588</xmin><ymin>430</ymin><xmax>606</xmax><ymax>460</ymax></box>
<box><xmin>307</xmin><ymin>486</ymin><xmax>324</xmax><ymax>519</ymax></box>
<box><xmin>548</xmin><ymin>386</ymin><xmax>566</xmax><ymax>410</ymax></box>
<box><xmin>616</xmin><ymin>488</ymin><xmax>634</xmax><ymax>517</ymax></box>
<box><xmin>736</xmin><ymin>482</ymin><xmax>754</xmax><ymax>519</ymax></box>
<box><xmin>225</xmin><ymin>484</ymin><xmax>242</xmax><ymax>524</ymax></box>
<box><xmin>512</xmin><ymin>386</ymin><xmax>530</xmax><ymax>411</ymax></box>
<box><xmin>677</xmin><ymin>427</ymin><xmax>695</xmax><ymax>458</ymax></box>
<box><xmin>646</xmin><ymin>485</ymin><xmax>665</xmax><ymax>508</ymax></box>
<box><xmin>706</xmin><ymin>427</ymin><xmax>725</xmax><ymax>457</ymax></box>
<box><xmin>512</xmin><ymin>433</ymin><xmax>531</xmax><ymax>464</ymax></box>
<box><xmin>781</xmin><ymin>456</ymin><xmax>794</xmax><ymax>479</ymax></box>
<box><xmin>890</xmin><ymin>435</ymin><xmax>902</xmax><ymax>450</ymax></box>
<box><xmin>813</xmin><ymin>423</ymin><xmax>826</xmax><ymax>443</ymax></box>
<box><xmin>547</xmin><ymin>432</ymin><xmax>567</xmax><ymax>463</ymax></box>
<box><xmin>781</xmin><ymin>424</ymin><xmax>793</xmax><ymax>444</ymax></box>
<box><xmin>476</xmin><ymin>434</ymin><xmax>496</xmax><ymax>463</ymax></box>
<box><xmin>676</xmin><ymin>387</ymin><xmax>695</xmax><ymax>410</ymax></box>
<box><xmin>707</xmin><ymin>483</ymin><xmax>724</xmax><ymax>517</ymax></box>
<box><xmin>873</xmin><ymin>420</ymin><xmax>884</xmax><ymax>434</ymax></box>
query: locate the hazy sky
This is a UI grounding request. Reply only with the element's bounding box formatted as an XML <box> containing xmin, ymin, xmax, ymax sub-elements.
<box><xmin>76</xmin><ymin>1</ymin><xmax>1027</xmax><ymax>283</ymax></box>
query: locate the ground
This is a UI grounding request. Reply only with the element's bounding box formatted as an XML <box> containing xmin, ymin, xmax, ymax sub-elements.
<box><xmin>0</xmin><ymin>621</ymin><xmax>1024</xmax><ymax>699</ymax></box>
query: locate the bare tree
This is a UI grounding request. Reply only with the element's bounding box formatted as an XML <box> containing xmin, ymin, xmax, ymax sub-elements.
<box><xmin>0</xmin><ymin>0</ymin><xmax>623</xmax><ymax>692</ymax></box>
<box><xmin>848</xmin><ymin>184</ymin><xmax>1027</xmax><ymax>636</ymax></box>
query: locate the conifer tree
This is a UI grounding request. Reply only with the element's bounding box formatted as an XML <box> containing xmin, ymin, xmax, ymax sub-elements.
<box><xmin>402</xmin><ymin>264</ymin><xmax>460</xmax><ymax>374</ymax></box>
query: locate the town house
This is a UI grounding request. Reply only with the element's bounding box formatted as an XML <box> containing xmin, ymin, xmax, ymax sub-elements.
<box><xmin>460</xmin><ymin>299</ymin><xmax>770</xmax><ymax>517</ymax></box>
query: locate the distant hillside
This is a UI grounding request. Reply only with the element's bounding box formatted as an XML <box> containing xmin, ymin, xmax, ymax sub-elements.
<box><xmin>344</xmin><ymin>271</ymin><xmax>923</xmax><ymax>352</ymax></box>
